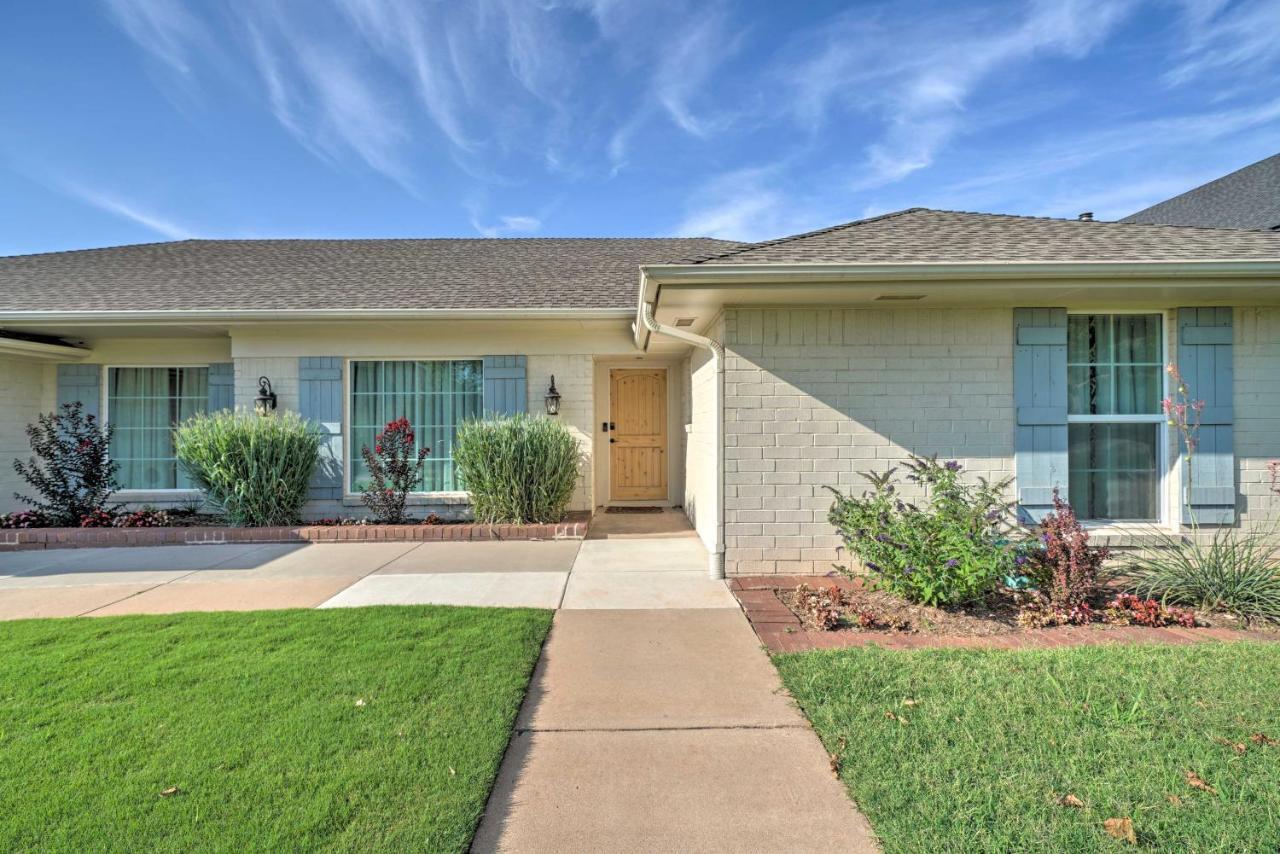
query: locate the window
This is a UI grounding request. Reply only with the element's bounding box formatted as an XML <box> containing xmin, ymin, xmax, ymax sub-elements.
<box><xmin>1066</xmin><ymin>314</ymin><xmax>1163</xmax><ymax>521</ymax></box>
<box><xmin>349</xmin><ymin>360</ymin><xmax>483</xmax><ymax>492</ymax></box>
<box><xmin>107</xmin><ymin>367</ymin><xmax>209</xmax><ymax>490</ymax></box>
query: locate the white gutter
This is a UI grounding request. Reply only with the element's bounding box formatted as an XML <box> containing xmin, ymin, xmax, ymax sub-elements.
<box><xmin>640</xmin><ymin>301</ymin><xmax>725</xmax><ymax>580</ymax></box>
<box><xmin>0</xmin><ymin>336</ymin><xmax>91</xmax><ymax>361</ymax></box>
<box><xmin>0</xmin><ymin>307</ymin><xmax>635</xmax><ymax>324</ymax></box>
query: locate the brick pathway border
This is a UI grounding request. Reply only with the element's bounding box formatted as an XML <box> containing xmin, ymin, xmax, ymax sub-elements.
<box><xmin>730</xmin><ymin>575</ymin><xmax>1275</xmax><ymax>653</ymax></box>
<box><xmin>0</xmin><ymin>512</ymin><xmax>590</xmax><ymax>551</ymax></box>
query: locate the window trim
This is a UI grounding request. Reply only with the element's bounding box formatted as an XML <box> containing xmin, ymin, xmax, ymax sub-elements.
<box><xmin>1064</xmin><ymin>311</ymin><xmax>1171</xmax><ymax>527</ymax></box>
<box><xmin>102</xmin><ymin>363</ymin><xmax>211</xmax><ymax>496</ymax></box>
<box><xmin>342</xmin><ymin>357</ymin><xmax>485</xmax><ymax>500</ymax></box>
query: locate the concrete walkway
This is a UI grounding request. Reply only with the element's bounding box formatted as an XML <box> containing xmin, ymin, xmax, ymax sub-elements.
<box><xmin>470</xmin><ymin>512</ymin><xmax>878</xmax><ymax>853</ymax></box>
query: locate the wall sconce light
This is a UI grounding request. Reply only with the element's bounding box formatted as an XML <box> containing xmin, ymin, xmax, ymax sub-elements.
<box><xmin>544</xmin><ymin>375</ymin><xmax>561</xmax><ymax>416</ymax></box>
<box><xmin>254</xmin><ymin>376</ymin><xmax>278</xmax><ymax>416</ymax></box>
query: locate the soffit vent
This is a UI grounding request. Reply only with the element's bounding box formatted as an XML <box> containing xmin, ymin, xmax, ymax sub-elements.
<box><xmin>674</xmin><ymin>317</ymin><xmax>696</xmax><ymax>327</ymax></box>
<box><xmin>874</xmin><ymin>294</ymin><xmax>927</xmax><ymax>301</ymax></box>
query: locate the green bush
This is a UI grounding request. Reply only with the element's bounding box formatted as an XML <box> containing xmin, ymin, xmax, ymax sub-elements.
<box><xmin>1126</xmin><ymin>525</ymin><xmax>1280</xmax><ymax>623</ymax></box>
<box><xmin>826</xmin><ymin>455</ymin><xmax>1015</xmax><ymax>607</ymax></box>
<box><xmin>454</xmin><ymin>414</ymin><xmax>581</xmax><ymax>524</ymax></box>
<box><xmin>174</xmin><ymin>410</ymin><xmax>321</xmax><ymax>527</ymax></box>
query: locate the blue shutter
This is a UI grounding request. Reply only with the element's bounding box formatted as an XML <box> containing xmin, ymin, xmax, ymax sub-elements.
<box><xmin>483</xmin><ymin>355</ymin><xmax>526</xmax><ymax>416</ymax></box>
<box><xmin>207</xmin><ymin>363</ymin><xmax>235</xmax><ymax>412</ymax></box>
<box><xmin>1178</xmin><ymin>307</ymin><xmax>1234</xmax><ymax>524</ymax></box>
<box><xmin>299</xmin><ymin>357</ymin><xmax>344</xmax><ymax>499</ymax></box>
<box><xmin>1014</xmin><ymin>308</ymin><xmax>1068</xmax><ymax>523</ymax></box>
<box><xmin>57</xmin><ymin>364</ymin><xmax>101</xmax><ymax>420</ymax></box>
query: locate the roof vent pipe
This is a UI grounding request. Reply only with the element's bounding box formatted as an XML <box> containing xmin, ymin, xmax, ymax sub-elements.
<box><xmin>1078</xmin><ymin>212</ymin><xmax>1094</xmax><ymax>221</ymax></box>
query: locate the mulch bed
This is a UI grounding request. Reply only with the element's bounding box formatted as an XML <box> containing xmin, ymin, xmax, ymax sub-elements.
<box><xmin>731</xmin><ymin>575</ymin><xmax>1278</xmax><ymax>653</ymax></box>
<box><xmin>0</xmin><ymin>511</ymin><xmax>591</xmax><ymax>551</ymax></box>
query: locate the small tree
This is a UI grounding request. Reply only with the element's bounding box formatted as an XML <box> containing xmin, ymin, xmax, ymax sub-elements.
<box><xmin>360</xmin><ymin>417</ymin><xmax>429</xmax><ymax>524</ymax></box>
<box><xmin>13</xmin><ymin>402</ymin><xmax>119</xmax><ymax>526</ymax></box>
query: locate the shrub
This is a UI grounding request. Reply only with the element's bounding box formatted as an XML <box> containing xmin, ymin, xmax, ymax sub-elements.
<box><xmin>1125</xmin><ymin>526</ymin><xmax>1280</xmax><ymax>623</ymax></box>
<box><xmin>1021</xmin><ymin>493</ymin><xmax>1109</xmax><ymax>625</ymax></box>
<box><xmin>174</xmin><ymin>410</ymin><xmax>321</xmax><ymax>527</ymax></box>
<box><xmin>79</xmin><ymin>509</ymin><xmax>114</xmax><ymax>528</ymax></box>
<box><xmin>13</xmin><ymin>402</ymin><xmax>119</xmax><ymax>526</ymax></box>
<box><xmin>114</xmin><ymin>507</ymin><xmax>172</xmax><ymax>528</ymax></box>
<box><xmin>359</xmin><ymin>417</ymin><xmax>429</xmax><ymax>524</ymax></box>
<box><xmin>826</xmin><ymin>456</ymin><xmax>1014</xmax><ymax>607</ymax></box>
<box><xmin>0</xmin><ymin>510</ymin><xmax>48</xmax><ymax>529</ymax></box>
<box><xmin>454</xmin><ymin>414</ymin><xmax>581</xmax><ymax>524</ymax></box>
<box><xmin>1103</xmin><ymin>593</ymin><xmax>1197</xmax><ymax>628</ymax></box>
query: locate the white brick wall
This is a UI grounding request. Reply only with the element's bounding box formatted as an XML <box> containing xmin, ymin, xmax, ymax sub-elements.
<box><xmin>721</xmin><ymin>307</ymin><xmax>1015</xmax><ymax>575</ymax></box>
<box><xmin>1236</xmin><ymin>307</ymin><xmax>1280</xmax><ymax>530</ymax></box>
<box><xmin>0</xmin><ymin>358</ymin><xmax>52</xmax><ymax>513</ymax></box>
<box><xmin>685</xmin><ymin>315</ymin><xmax>722</xmax><ymax>550</ymax></box>
<box><xmin>527</xmin><ymin>354</ymin><xmax>594</xmax><ymax>511</ymax></box>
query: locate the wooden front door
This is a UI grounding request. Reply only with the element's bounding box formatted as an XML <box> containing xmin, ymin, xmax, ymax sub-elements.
<box><xmin>609</xmin><ymin>368</ymin><xmax>668</xmax><ymax>501</ymax></box>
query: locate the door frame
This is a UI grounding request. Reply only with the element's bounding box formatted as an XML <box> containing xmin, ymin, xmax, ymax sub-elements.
<box><xmin>595</xmin><ymin>361</ymin><xmax>677</xmax><ymax>507</ymax></box>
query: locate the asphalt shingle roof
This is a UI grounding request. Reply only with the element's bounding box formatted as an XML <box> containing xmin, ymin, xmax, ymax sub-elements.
<box><xmin>1120</xmin><ymin>154</ymin><xmax>1280</xmax><ymax>231</ymax></box>
<box><xmin>685</xmin><ymin>208</ymin><xmax>1280</xmax><ymax>265</ymax></box>
<box><xmin>0</xmin><ymin>237</ymin><xmax>740</xmax><ymax>313</ymax></box>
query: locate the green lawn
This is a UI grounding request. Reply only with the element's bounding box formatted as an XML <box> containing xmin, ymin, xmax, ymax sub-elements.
<box><xmin>0</xmin><ymin>606</ymin><xmax>551</xmax><ymax>852</ymax></box>
<box><xmin>776</xmin><ymin>643</ymin><xmax>1280</xmax><ymax>852</ymax></box>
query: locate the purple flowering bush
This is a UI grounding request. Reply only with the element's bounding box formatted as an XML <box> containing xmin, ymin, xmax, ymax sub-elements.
<box><xmin>826</xmin><ymin>455</ymin><xmax>1015</xmax><ymax>606</ymax></box>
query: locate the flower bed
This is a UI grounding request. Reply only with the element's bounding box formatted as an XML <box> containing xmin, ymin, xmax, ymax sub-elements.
<box><xmin>0</xmin><ymin>512</ymin><xmax>590</xmax><ymax>551</ymax></box>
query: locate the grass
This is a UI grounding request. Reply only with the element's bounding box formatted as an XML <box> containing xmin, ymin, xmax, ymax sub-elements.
<box><xmin>0</xmin><ymin>605</ymin><xmax>552</xmax><ymax>852</ymax></box>
<box><xmin>775</xmin><ymin>643</ymin><xmax>1280</xmax><ymax>852</ymax></box>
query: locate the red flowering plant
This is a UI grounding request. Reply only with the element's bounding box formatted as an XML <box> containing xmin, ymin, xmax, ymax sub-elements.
<box><xmin>1163</xmin><ymin>362</ymin><xmax>1207</xmax><ymax>524</ymax></box>
<box><xmin>359</xmin><ymin>417</ymin><xmax>429</xmax><ymax>524</ymax></box>
<box><xmin>14</xmin><ymin>402</ymin><xmax>119</xmax><ymax>526</ymax></box>
<box><xmin>1018</xmin><ymin>492</ymin><xmax>1109</xmax><ymax>627</ymax></box>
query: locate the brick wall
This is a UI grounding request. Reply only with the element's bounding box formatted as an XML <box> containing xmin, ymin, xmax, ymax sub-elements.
<box><xmin>527</xmin><ymin>354</ymin><xmax>594</xmax><ymax>511</ymax></box>
<box><xmin>684</xmin><ymin>316</ymin><xmax>722</xmax><ymax>551</ymax></box>
<box><xmin>721</xmin><ymin>307</ymin><xmax>1015</xmax><ymax>575</ymax></box>
<box><xmin>1236</xmin><ymin>307</ymin><xmax>1280</xmax><ymax>530</ymax></box>
<box><xmin>0</xmin><ymin>358</ymin><xmax>51</xmax><ymax>513</ymax></box>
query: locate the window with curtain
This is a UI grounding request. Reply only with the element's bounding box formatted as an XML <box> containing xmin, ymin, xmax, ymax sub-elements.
<box><xmin>349</xmin><ymin>360</ymin><xmax>483</xmax><ymax>492</ymax></box>
<box><xmin>1066</xmin><ymin>314</ymin><xmax>1163</xmax><ymax>521</ymax></box>
<box><xmin>107</xmin><ymin>367</ymin><xmax>209</xmax><ymax>490</ymax></box>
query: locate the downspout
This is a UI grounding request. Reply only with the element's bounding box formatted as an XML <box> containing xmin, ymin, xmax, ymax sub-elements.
<box><xmin>640</xmin><ymin>302</ymin><xmax>726</xmax><ymax>579</ymax></box>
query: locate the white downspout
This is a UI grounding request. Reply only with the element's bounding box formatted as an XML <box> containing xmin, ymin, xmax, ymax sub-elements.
<box><xmin>640</xmin><ymin>302</ymin><xmax>726</xmax><ymax>579</ymax></box>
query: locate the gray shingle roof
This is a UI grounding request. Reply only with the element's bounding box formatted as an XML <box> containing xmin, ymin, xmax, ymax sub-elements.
<box><xmin>686</xmin><ymin>208</ymin><xmax>1280</xmax><ymax>265</ymax></box>
<box><xmin>0</xmin><ymin>237</ymin><xmax>740</xmax><ymax>313</ymax></box>
<box><xmin>1121</xmin><ymin>154</ymin><xmax>1280</xmax><ymax>231</ymax></box>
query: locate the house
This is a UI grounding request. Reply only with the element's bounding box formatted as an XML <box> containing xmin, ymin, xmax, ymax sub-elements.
<box><xmin>2</xmin><ymin>209</ymin><xmax>1279</xmax><ymax>577</ymax></box>
<box><xmin>1122</xmin><ymin>152</ymin><xmax>1280</xmax><ymax>231</ymax></box>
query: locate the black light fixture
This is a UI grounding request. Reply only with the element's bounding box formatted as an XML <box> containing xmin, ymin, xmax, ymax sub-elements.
<box><xmin>254</xmin><ymin>376</ymin><xmax>278</xmax><ymax>415</ymax></box>
<box><xmin>544</xmin><ymin>375</ymin><xmax>561</xmax><ymax>416</ymax></box>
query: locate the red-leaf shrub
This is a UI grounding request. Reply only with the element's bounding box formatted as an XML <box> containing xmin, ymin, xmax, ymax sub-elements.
<box><xmin>79</xmin><ymin>509</ymin><xmax>115</xmax><ymax>528</ymax></box>
<box><xmin>113</xmin><ymin>508</ymin><xmax>172</xmax><ymax>528</ymax></box>
<box><xmin>360</xmin><ymin>417</ymin><xmax>430</xmax><ymax>524</ymax></box>
<box><xmin>1104</xmin><ymin>593</ymin><xmax>1197</xmax><ymax>628</ymax></box>
<box><xmin>1025</xmin><ymin>493</ymin><xmax>1109</xmax><ymax>625</ymax></box>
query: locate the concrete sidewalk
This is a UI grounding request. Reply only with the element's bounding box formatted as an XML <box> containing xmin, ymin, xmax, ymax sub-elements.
<box><xmin>470</xmin><ymin>608</ymin><xmax>878</xmax><ymax>853</ymax></box>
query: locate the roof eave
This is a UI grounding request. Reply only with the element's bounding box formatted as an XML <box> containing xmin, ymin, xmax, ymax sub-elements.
<box><xmin>0</xmin><ymin>307</ymin><xmax>636</xmax><ymax>325</ymax></box>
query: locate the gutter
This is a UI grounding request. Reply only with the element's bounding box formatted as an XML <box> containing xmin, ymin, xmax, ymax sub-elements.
<box><xmin>0</xmin><ymin>307</ymin><xmax>635</xmax><ymax>325</ymax></box>
<box><xmin>640</xmin><ymin>302</ymin><xmax>725</xmax><ymax>580</ymax></box>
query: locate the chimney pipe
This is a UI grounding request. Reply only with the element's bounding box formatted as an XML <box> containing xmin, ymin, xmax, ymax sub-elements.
<box><xmin>1078</xmin><ymin>211</ymin><xmax>1094</xmax><ymax>222</ymax></box>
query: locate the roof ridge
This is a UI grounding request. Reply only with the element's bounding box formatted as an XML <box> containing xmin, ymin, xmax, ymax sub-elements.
<box><xmin>688</xmin><ymin>208</ymin><xmax>927</xmax><ymax>264</ymax></box>
<box><xmin>0</xmin><ymin>238</ymin><xmax>201</xmax><ymax>261</ymax></box>
<box><xmin>871</xmin><ymin>207</ymin><xmax>1280</xmax><ymax>236</ymax></box>
<box><xmin>1122</xmin><ymin>153</ymin><xmax>1280</xmax><ymax>222</ymax></box>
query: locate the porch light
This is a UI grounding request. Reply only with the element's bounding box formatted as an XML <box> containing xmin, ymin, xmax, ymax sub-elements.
<box><xmin>254</xmin><ymin>376</ymin><xmax>278</xmax><ymax>415</ymax></box>
<box><xmin>544</xmin><ymin>375</ymin><xmax>561</xmax><ymax>416</ymax></box>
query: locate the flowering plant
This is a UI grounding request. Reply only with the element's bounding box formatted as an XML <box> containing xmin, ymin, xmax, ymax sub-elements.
<box><xmin>826</xmin><ymin>455</ymin><xmax>1015</xmax><ymax>606</ymax></box>
<box><xmin>360</xmin><ymin>417</ymin><xmax>429</xmax><ymax>524</ymax></box>
<box><xmin>113</xmin><ymin>508</ymin><xmax>172</xmax><ymax>528</ymax></box>
<box><xmin>1163</xmin><ymin>361</ymin><xmax>1207</xmax><ymax>521</ymax></box>
<box><xmin>0</xmin><ymin>510</ymin><xmax>48</xmax><ymax>529</ymax></box>
<box><xmin>13</xmin><ymin>402</ymin><xmax>119</xmax><ymax>526</ymax></box>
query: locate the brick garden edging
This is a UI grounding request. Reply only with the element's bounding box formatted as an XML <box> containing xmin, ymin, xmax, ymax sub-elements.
<box><xmin>0</xmin><ymin>511</ymin><xmax>590</xmax><ymax>551</ymax></box>
<box><xmin>730</xmin><ymin>576</ymin><xmax>1277</xmax><ymax>654</ymax></box>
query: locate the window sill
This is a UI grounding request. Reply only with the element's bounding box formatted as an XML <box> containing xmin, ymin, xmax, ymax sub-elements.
<box><xmin>341</xmin><ymin>492</ymin><xmax>471</xmax><ymax>508</ymax></box>
<box><xmin>117</xmin><ymin>489</ymin><xmax>204</xmax><ymax>503</ymax></box>
<box><xmin>1081</xmin><ymin>522</ymin><xmax>1179</xmax><ymax>549</ymax></box>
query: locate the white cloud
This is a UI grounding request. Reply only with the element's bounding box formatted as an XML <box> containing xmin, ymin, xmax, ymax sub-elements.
<box><xmin>59</xmin><ymin>182</ymin><xmax>197</xmax><ymax>240</ymax></box>
<box><xmin>102</xmin><ymin>0</ymin><xmax>205</xmax><ymax>74</ymax></box>
<box><xmin>673</xmin><ymin>167</ymin><xmax>829</xmax><ymax>242</ymax></box>
<box><xmin>1166</xmin><ymin>0</ymin><xmax>1280</xmax><ymax>84</ymax></box>
<box><xmin>469</xmin><ymin>213</ymin><xmax>543</xmax><ymax>238</ymax></box>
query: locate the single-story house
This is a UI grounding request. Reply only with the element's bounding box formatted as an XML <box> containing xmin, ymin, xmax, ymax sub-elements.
<box><xmin>2</xmin><ymin>208</ymin><xmax>1278</xmax><ymax>577</ymax></box>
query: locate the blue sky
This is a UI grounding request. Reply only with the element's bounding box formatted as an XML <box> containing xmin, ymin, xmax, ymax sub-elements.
<box><xmin>2</xmin><ymin>0</ymin><xmax>1278</xmax><ymax>255</ymax></box>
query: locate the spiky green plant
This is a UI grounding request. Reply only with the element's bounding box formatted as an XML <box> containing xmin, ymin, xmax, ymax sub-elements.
<box><xmin>174</xmin><ymin>409</ymin><xmax>321</xmax><ymax>527</ymax></box>
<box><xmin>453</xmin><ymin>414</ymin><xmax>581</xmax><ymax>524</ymax></box>
<box><xmin>1126</xmin><ymin>525</ymin><xmax>1280</xmax><ymax>623</ymax></box>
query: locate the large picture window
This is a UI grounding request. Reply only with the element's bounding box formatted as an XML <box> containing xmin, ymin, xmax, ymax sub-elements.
<box><xmin>349</xmin><ymin>360</ymin><xmax>483</xmax><ymax>493</ymax></box>
<box><xmin>1066</xmin><ymin>314</ymin><xmax>1163</xmax><ymax>521</ymax></box>
<box><xmin>107</xmin><ymin>367</ymin><xmax>209</xmax><ymax>490</ymax></box>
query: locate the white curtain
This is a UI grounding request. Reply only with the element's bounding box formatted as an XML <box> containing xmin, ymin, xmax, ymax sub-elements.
<box><xmin>108</xmin><ymin>367</ymin><xmax>208</xmax><ymax>489</ymax></box>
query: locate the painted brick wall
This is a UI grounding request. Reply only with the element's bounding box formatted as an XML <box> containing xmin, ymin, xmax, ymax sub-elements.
<box><xmin>721</xmin><ymin>307</ymin><xmax>1016</xmax><ymax>575</ymax></box>
<box><xmin>1236</xmin><ymin>307</ymin><xmax>1280</xmax><ymax>529</ymax></box>
<box><xmin>685</xmin><ymin>315</ymin><xmax>722</xmax><ymax>552</ymax></box>
<box><xmin>527</xmin><ymin>354</ymin><xmax>594</xmax><ymax>511</ymax></box>
<box><xmin>0</xmin><ymin>358</ymin><xmax>52</xmax><ymax>513</ymax></box>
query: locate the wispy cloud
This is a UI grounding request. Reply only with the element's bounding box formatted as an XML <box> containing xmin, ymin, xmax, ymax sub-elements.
<box><xmin>59</xmin><ymin>182</ymin><xmax>197</xmax><ymax>239</ymax></box>
<box><xmin>673</xmin><ymin>166</ymin><xmax>829</xmax><ymax>241</ymax></box>
<box><xmin>469</xmin><ymin>213</ymin><xmax>543</xmax><ymax>238</ymax></box>
<box><xmin>784</xmin><ymin>0</ymin><xmax>1136</xmax><ymax>188</ymax></box>
<box><xmin>102</xmin><ymin>0</ymin><xmax>205</xmax><ymax>75</ymax></box>
<box><xmin>1166</xmin><ymin>0</ymin><xmax>1280</xmax><ymax>84</ymax></box>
